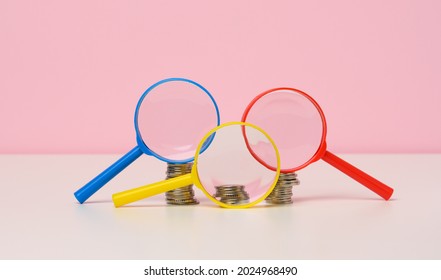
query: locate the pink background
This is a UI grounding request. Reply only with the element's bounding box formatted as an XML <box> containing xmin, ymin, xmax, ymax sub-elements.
<box><xmin>1</xmin><ymin>0</ymin><xmax>440</xmax><ymax>154</ymax></box>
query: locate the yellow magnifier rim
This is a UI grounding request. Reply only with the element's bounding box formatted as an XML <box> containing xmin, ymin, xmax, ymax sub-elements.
<box><xmin>191</xmin><ymin>121</ymin><xmax>281</xmax><ymax>209</ymax></box>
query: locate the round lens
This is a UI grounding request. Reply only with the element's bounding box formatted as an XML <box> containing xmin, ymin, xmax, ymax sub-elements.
<box><xmin>194</xmin><ymin>122</ymin><xmax>280</xmax><ymax>208</ymax></box>
<box><xmin>136</xmin><ymin>79</ymin><xmax>219</xmax><ymax>162</ymax></box>
<box><xmin>243</xmin><ymin>88</ymin><xmax>325</xmax><ymax>172</ymax></box>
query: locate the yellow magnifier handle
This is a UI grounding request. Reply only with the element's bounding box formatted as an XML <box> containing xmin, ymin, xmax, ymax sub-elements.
<box><xmin>112</xmin><ymin>173</ymin><xmax>194</xmax><ymax>207</ymax></box>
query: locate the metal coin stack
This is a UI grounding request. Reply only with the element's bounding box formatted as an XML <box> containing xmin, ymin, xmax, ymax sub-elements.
<box><xmin>265</xmin><ymin>172</ymin><xmax>300</xmax><ymax>204</ymax></box>
<box><xmin>214</xmin><ymin>184</ymin><xmax>250</xmax><ymax>205</ymax></box>
<box><xmin>165</xmin><ymin>163</ymin><xmax>199</xmax><ymax>205</ymax></box>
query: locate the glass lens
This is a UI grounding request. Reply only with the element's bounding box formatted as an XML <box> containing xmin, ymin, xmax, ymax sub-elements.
<box><xmin>195</xmin><ymin>123</ymin><xmax>279</xmax><ymax>207</ymax></box>
<box><xmin>244</xmin><ymin>89</ymin><xmax>324</xmax><ymax>171</ymax></box>
<box><xmin>137</xmin><ymin>80</ymin><xmax>219</xmax><ymax>162</ymax></box>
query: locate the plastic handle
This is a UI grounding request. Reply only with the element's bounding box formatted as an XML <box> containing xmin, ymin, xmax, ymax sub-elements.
<box><xmin>74</xmin><ymin>146</ymin><xmax>143</xmax><ymax>203</ymax></box>
<box><xmin>321</xmin><ymin>151</ymin><xmax>394</xmax><ymax>200</ymax></box>
<box><xmin>112</xmin><ymin>173</ymin><xmax>194</xmax><ymax>207</ymax></box>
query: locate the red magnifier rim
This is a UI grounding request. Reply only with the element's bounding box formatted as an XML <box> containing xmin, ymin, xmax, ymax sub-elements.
<box><xmin>242</xmin><ymin>87</ymin><xmax>328</xmax><ymax>173</ymax></box>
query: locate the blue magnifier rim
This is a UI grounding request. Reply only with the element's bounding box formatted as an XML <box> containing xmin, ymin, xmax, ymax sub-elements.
<box><xmin>134</xmin><ymin>77</ymin><xmax>220</xmax><ymax>164</ymax></box>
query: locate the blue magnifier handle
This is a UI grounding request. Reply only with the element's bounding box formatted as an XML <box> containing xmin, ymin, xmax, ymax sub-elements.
<box><xmin>74</xmin><ymin>146</ymin><xmax>143</xmax><ymax>203</ymax></box>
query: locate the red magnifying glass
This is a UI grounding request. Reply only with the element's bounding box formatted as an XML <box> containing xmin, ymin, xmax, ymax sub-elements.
<box><xmin>242</xmin><ymin>88</ymin><xmax>393</xmax><ymax>200</ymax></box>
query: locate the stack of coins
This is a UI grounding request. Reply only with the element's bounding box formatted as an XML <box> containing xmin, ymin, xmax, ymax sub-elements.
<box><xmin>165</xmin><ymin>163</ymin><xmax>199</xmax><ymax>205</ymax></box>
<box><xmin>265</xmin><ymin>172</ymin><xmax>300</xmax><ymax>204</ymax></box>
<box><xmin>214</xmin><ymin>184</ymin><xmax>250</xmax><ymax>205</ymax></box>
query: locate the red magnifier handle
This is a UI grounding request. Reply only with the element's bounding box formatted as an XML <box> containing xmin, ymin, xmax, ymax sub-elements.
<box><xmin>321</xmin><ymin>151</ymin><xmax>393</xmax><ymax>200</ymax></box>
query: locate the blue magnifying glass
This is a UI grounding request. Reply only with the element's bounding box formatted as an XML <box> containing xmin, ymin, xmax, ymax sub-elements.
<box><xmin>74</xmin><ymin>78</ymin><xmax>220</xmax><ymax>203</ymax></box>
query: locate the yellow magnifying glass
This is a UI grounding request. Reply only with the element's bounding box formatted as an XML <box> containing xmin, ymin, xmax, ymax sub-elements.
<box><xmin>112</xmin><ymin>122</ymin><xmax>281</xmax><ymax>209</ymax></box>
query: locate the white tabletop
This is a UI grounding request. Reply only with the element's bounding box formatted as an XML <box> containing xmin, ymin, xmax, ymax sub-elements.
<box><xmin>0</xmin><ymin>154</ymin><xmax>439</xmax><ymax>259</ymax></box>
